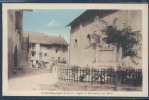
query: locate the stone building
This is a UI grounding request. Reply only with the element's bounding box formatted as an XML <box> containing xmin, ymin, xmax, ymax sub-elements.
<box><xmin>23</xmin><ymin>31</ymin><xmax>69</xmax><ymax>69</ymax></box>
<box><xmin>8</xmin><ymin>10</ymin><xmax>23</xmax><ymax>77</ymax></box>
<box><xmin>66</xmin><ymin>10</ymin><xmax>142</xmax><ymax>69</ymax></box>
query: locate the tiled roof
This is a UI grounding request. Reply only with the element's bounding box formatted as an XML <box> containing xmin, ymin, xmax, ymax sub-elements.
<box><xmin>66</xmin><ymin>10</ymin><xmax>118</xmax><ymax>27</ymax></box>
<box><xmin>23</xmin><ymin>31</ymin><xmax>69</xmax><ymax>46</ymax></box>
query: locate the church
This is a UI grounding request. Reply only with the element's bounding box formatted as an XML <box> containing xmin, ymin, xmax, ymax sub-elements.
<box><xmin>66</xmin><ymin>10</ymin><xmax>142</xmax><ymax>69</ymax></box>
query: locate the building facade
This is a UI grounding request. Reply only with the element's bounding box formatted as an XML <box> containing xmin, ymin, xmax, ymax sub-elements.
<box><xmin>67</xmin><ymin>10</ymin><xmax>142</xmax><ymax>69</ymax></box>
<box><xmin>8</xmin><ymin>10</ymin><xmax>23</xmax><ymax>77</ymax></box>
<box><xmin>23</xmin><ymin>32</ymin><xmax>69</xmax><ymax>69</ymax></box>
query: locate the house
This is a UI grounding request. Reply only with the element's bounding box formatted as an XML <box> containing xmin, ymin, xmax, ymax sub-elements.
<box><xmin>66</xmin><ymin>10</ymin><xmax>142</xmax><ymax>69</ymax></box>
<box><xmin>23</xmin><ymin>31</ymin><xmax>69</xmax><ymax>69</ymax></box>
<box><xmin>8</xmin><ymin>10</ymin><xmax>24</xmax><ymax>77</ymax></box>
<box><xmin>8</xmin><ymin>10</ymin><xmax>33</xmax><ymax>77</ymax></box>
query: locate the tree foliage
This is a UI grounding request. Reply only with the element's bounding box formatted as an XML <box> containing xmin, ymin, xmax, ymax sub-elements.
<box><xmin>90</xmin><ymin>18</ymin><xmax>142</xmax><ymax>61</ymax></box>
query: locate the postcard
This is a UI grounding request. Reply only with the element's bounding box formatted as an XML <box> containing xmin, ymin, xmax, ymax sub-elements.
<box><xmin>2</xmin><ymin>3</ymin><xmax>148</xmax><ymax>97</ymax></box>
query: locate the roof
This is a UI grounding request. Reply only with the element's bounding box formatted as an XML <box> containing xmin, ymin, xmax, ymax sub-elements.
<box><xmin>66</xmin><ymin>10</ymin><xmax>118</xmax><ymax>27</ymax></box>
<box><xmin>23</xmin><ymin>31</ymin><xmax>69</xmax><ymax>46</ymax></box>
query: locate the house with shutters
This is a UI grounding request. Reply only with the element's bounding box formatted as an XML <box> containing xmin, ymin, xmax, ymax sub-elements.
<box><xmin>66</xmin><ymin>10</ymin><xmax>142</xmax><ymax>69</ymax></box>
<box><xmin>23</xmin><ymin>31</ymin><xmax>69</xmax><ymax>69</ymax></box>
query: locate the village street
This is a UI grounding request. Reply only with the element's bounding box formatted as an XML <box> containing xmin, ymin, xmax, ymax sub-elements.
<box><xmin>8</xmin><ymin>71</ymin><xmax>61</xmax><ymax>91</ymax></box>
<box><xmin>8</xmin><ymin>66</ymin><xmax>142</xmax><ymax>92</ymax></box>
<box><xmin>8</xmin><ymin>71</ymin><xmax>142</xmax><ymax>92</ymax></box>
<box><xmin>6</xmin><ymin>9</ymin><xmax>143</xmax><ymax>94</ymax></box>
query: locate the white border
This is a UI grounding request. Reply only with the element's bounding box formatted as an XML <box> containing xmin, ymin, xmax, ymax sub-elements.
<box><xmin>2</xmin><ymin>3</ymin><xmax>148</xmax><ymax>97</ymax></box>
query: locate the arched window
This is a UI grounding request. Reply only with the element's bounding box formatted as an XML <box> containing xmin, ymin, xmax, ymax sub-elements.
<box><xmin>75</xmin><ymin>39</ymin><xmax>77</xmax><ymax>52</ymax></box>
<box><xmin>87</xmin><ymin>34</ymin><xmax>91</xmax><ymax>45</ymax></box>
<box><xmin>75</xmin><ymin>39</ymin><xmax>77</xmax><ymax>43</ymax></box>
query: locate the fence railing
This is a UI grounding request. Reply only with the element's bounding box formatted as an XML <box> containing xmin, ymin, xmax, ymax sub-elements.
<box><xmin>58</xmin><ymin>67</ymin><xmax>142</xmax><ymax>86</ymax></box>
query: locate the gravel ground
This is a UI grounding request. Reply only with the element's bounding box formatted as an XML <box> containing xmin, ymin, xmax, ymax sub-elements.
<box><xmin>8</xmin><ymin>72</ymin><xmax>60</xmax><ymax>91</ymax></box>
<box><xmin>56</xmin><ymin>81</ymin><xmax>142</xmax><ymax>91</ymax></box>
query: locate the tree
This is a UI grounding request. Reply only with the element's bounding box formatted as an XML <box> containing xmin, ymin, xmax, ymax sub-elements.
<box><xmin>90</xmin><ymin>18</ymin><xmax>142</xmax><ymax>65</ymax></box>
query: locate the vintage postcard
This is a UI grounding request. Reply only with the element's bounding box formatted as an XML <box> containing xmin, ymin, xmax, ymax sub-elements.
<box><xmin>2</xmin><ymin>3</ymin><xmax>148</xmax><ymax>97</ymax></box>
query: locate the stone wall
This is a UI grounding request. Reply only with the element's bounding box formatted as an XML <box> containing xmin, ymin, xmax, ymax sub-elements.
<box><xmin>8</xmin><ymin>10</ymin><xmax>23</xmax><ymax>77</ymax></box>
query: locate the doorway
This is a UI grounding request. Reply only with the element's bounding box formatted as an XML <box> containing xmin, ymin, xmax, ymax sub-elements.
<box><xmin>14</xmin><ymin>46</ymin><xmax>18</xmax><ymax>69</ymax></box>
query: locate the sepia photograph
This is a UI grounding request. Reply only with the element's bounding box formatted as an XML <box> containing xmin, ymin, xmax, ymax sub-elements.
<box><xmin>2</xmin><ymin>4</ymin><xmax>148</xmax><ymax>97</ymax></box>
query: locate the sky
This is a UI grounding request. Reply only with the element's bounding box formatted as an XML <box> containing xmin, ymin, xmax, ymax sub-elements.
<box><xmin>23</xmin><ymin>9</ymin><xmax>86</xmax><ymax>43</ymax></box>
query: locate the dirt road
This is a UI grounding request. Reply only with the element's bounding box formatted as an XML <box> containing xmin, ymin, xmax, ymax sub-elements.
<box><xmin>8</xmin><ymin>72</ymin><xmax>60</xmax><ymax>91</ymax></box>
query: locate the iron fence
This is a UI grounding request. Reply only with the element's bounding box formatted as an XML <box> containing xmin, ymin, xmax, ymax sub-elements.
<box><xmin>58</xmin><ymin>66</ymin><xmax>142</xmax><ymax>86</ymax></box>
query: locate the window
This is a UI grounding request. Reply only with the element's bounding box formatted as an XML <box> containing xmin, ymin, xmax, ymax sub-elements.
<box><xmin>75</xmin><ymin>39</ymin><xmax>77</xmax><ymax>47</ymax></box>
<box><xmin>39</xmin><ymin>52</ymin><xmax>42</xmax><ymax>59</ymax></box>
<box><xmin>75</xmin><ymin>39</ymin><xmax>78</xmax><ymax>52</ymax></box>
<box><xmin>75</xmin><ymin>39</ymin><xmax>77</xmax><ymax>43</ymax></box>
<box><xmin>62</xmin><ymin>58</ymin><xmax>66</xmax><ymax>63</ymax></box>
<box><xmin>87</xmin><ymin>34</ymin><xmax>91</xmax><ymax>44</ymax></box>
<box><xmin>58</xmin><ymin>57</ymin><xmax>61</xmax><ymax>63</ymax></box>
<box><xmin>36</xmin><ymin>60</ymin><xmax>38</xmax><ymax>64</ymax></box>
<box><xmin>32</xmin><ymin>51</ymin><xmax>36</xmax><ymax>57</ymax></box>
<box><xmin>56</xmin><ymin>49</ymin><xmax>58</xmax><ymax>53</ymax></box>
<box><xmin>45</xmin><ymin>53</ymin><xmax>47</xmax><ymax>56</ymax></box>
<box><xmin>32</xmin><ymin>43</ymin><xmax>36</xmax><ymax>50</ymax></box>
